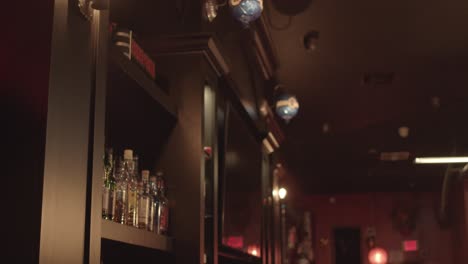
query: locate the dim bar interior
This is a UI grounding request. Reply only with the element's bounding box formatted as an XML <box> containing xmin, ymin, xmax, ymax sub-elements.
<box><xmin>5</xmin><ymin>0</ymin><xmax>468</xmax><ymax>264</ymax></box>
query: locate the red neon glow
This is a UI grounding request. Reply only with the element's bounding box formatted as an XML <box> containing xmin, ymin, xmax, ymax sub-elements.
<box><xmin>403</xmin><ymin>240</ymin><xmax>418</xmax><ymax>252</ymax></box>
<box><xmin>368</xmin><ymin>248</ymin><xmax>388</xmax><ymax>264</ymax></box>
<box><xmin>224</xmin><ymin>236</ymin><xmax>244</xmax><ymax>249</ymax></box>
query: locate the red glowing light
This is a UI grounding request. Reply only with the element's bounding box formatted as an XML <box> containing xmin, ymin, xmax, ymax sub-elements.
<box><xmin>368</xmin><ymin>248</ymin><xmax>388</xmax><ymax>264</ymax></box>
<box><xmin>224</xmin><ymin>236</ymin><xmax>244</xmax><ymax>249</ymax></box>
<box><xmin>403</xmin><ymin>240</ymin><xmax>418</xmax><ymax>252</ymax></box>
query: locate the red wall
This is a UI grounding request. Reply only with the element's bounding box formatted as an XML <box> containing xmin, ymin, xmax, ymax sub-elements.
<box><xmin>292</xmin><ymin>192</ymin><xmax>453</xmax><ymax>264</ymax></box>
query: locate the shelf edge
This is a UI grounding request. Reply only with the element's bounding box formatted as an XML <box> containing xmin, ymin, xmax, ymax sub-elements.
<box><xmin>101</xmin><ymin>219</ymin><xmax>173</xmax><ymax>252</ymax></box>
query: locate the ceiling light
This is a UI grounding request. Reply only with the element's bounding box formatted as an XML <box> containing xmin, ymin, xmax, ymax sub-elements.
<box><xmin>368</xmin><ymin>248</ymin><xmax>388</xmax><ymax>264</ymax></box>
<box><xmin>278</xmin><ymin>187</ymin><xmax>287</xmax><ymax>199</ymax></box>
<box><xmin>398</xmin><ymin>126</ymin><xmax>409</xmax><ymax>138</ymax></box>
<box><xmin>414</xmin><ymin>157</ymin><xmax>468</xmax><ymax>164</ymax></box>
<box><xmin>204</xmin><ymin>0</ymin><xmax>218</xmax><ymax>22</ymax></box>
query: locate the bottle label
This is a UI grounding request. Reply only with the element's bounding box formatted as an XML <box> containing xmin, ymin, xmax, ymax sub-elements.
<box><xmin>138</xmin><ymin>197</ymin><xmax>149</xmax><ymax>227</ymax></box>
<box><xmin>127</xmin><ymin>190</ymin><xmax>137</xmax><ymax>226</ymax></box>
<box><xmin>159</xmin><ymin>205</ymin><xmax>169</xmax><ymax>233</ymax></box>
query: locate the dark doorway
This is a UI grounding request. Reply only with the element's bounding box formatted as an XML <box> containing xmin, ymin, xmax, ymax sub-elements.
<box><xmin>333</xmin><ymin>228</ymin><xmax>361</xmax><ymax>264</ymax></box>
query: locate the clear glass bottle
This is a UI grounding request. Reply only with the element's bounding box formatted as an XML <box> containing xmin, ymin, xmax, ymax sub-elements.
<box><xmin>149</xmin><ymin>176</ymin><xmax>158</xmax><ymax>232</ymax></box>
<box><xmin>156</xmin><ymin>172</ymin><xmax>169</xmax><ymax>235</ymax></box>
<box><xmin>102</xmin><ymin>148</ymin><xmax>115</xmax><ymax>220</ymax></box>
<box><xmin>138</xmin><ymin>170</ymin><xmax>152</xmax><ymax>230</ymax></box>
<box><xmin>113</xmin><ymin>157</ymin><xmax>127</xmax><ymax>224</ymax></box>
<box><xmin>125</xmin><ymin>149</ymin><xmax>138</xmax><ymax>227</ymax></box>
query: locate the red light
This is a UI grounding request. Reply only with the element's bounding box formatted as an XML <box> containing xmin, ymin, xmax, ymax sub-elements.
<box><xmin>225</xmin><ymin>236</ymin><xmax>243</xmax><ymax>249</ymax></box>
<box><xmin>403</xmin><ymin>240</ymin><xmax>418</xmax><ymax>252</ymax></box>
<box><xmin>368</xmin><ymin>248</ymin><xmax>388</xmax><ymax>264</ymax></box>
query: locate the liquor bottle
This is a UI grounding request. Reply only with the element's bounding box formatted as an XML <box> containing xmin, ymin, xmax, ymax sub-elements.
<box><xmin>156</xmin><ymin>172</ymin><xmax>169</xmax><ymax>235</ymax></box>
<box><xmin>102</xmin><ymin>148</ymin><xmax>115</xmax><ymax>220</ymax></box>
<box><xmin>138</xmin><ymin>170</ymin><xmax>152</xmax><ymax>230</ymax></box>
<box><xmin>124</xmin><ymin>149</ymin><xmax>139</xmax><ymax>227</ymax></box>
<box><xmin>149</xmin><ymin>176</ymin><xmax>158</xmax><ymax>232</ymax></box>
<box><xmin>113</xmin><ymin>157</ymin><xmax>127</xmax><ymax>224</ymax></box>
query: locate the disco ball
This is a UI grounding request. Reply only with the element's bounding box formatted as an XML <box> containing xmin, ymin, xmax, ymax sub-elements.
<box><xmin>229</xmin><ymin>0</ymin><xmax>263</xmax><ymax>26</ymax></box>
<box><xmin>275</xmin><ymin>94</ymin><xmax>299</xmax><ymax>121</ymax></box>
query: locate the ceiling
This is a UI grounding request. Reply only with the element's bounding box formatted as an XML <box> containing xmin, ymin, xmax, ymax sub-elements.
<box><xmin>266</xmin><ymin>0</ymin><xmax>468</xmax><ymax>193</ymax></box>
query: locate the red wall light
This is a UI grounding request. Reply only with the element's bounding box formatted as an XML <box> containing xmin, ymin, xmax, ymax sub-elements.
<box><xmin>368</xmin><ymin>247</ymin><xmax>388</xmax><ymax>264</ymax></box>
<box><xmin>403</xmin><ymin>240</ymin><xmax>418</xmax><ymax>252</ymax></box>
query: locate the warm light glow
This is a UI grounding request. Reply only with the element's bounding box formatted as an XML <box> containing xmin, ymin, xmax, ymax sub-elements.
<box><xmin>247</xmin><ymin>245</ymin><xmax>260</xmax><ymax>257</ymax></box>
<box><xmin>279</xmin><ymin>188</ymin><xmax>287</xmax><ymax>199</ymax></box>
<box><xmin>414</xmin><ymin>157</ymin><xmax>468</xmax><ymax>164</ymax></box>
<box><xmin>272</xmin><ymin>189</ymin><xmax>278</xmax><ymax>197</ymax></box>
<box><xmin>369</xmin><ymin>248</ymin><xmax>388</xmax><ymax>264</ymax></box>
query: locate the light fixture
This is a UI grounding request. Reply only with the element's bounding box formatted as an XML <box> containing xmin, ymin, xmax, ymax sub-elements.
<box><xmin>414</xmin><ymin>157</ymin><xmax>468</xmax><ymax>164</ymax></box>
<box><xmin>278</xmin><ymin>187</ymin><xmax>287</xmax><ymax>199</ymax></box>
<box><xmin>204</xmin><ymin>0</ymin><xmax>219</xmax><ymax>22</ymax></box>
<box><xmin>275</xmin><ymin>93</ymin><xmax>300</xmax><ymax>122</ymax></box>
<box><xmin>368</xmin><ymin>247</ymin><xmax>388</xmax><ymax>264</ymax></box>
<box><xmin>229</xmin><ymin>0</ymin><xmax>264</xmax><ymax>26</ymax></box>
<box><xmin>272</xmin><ymin>189</ymin><xmax>278</xmax><ymax>197</ymax></box>
<box><xmin>398</xmin><ymin>126</ymin><xmax>409</xmax><ymax>138</ymax></box>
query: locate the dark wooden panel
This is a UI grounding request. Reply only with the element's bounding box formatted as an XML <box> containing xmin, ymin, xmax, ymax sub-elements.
<box><xmin>39</xmin><ymin>1</ymin><xmax>93</xmax><ymax>262</ymax></box>
<box><xmin>101</xmin><ymin>239</ymin><xmax>175</xmax><ymax>264</ymax></box>
<box><xmin>108</xmin><ymin>44</ymin><xmax>177</xmax><ymax>117</ymax></box>
<box><xmin>101</xmin><ymin>220</ymin><xmax>173</xmax><ymax>251</ymax></box>
<box><xmin>88</xmin><ymin>9</ymin><xmax>110</xmax><ymax>264</ymax></box>
<box><xmin>155</xmin><ymin>54</ymin><xmax>206</xmax><ymax>264</ymax></box>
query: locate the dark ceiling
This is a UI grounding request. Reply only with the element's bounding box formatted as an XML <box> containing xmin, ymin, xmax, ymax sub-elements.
<box><xmin>266</xmin><ymin>0</ymin><xmax>468</xmax><ymax>193</ymax></box>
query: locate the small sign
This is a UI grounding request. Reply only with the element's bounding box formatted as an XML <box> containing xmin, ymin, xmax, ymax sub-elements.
<box><xmin>112</xmin><ymin>25</ymin><xmax>156</xmax><ymax>80</ymax></box>
<box><xmin>403</xmin><ymin>240</ymin><xmax>418</xmax><ymax>252</ymax></box>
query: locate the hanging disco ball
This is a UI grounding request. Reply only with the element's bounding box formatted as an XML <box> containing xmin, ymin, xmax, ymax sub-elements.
<box><xmin>275</xmin><ymin>94</ymin><xmax>299</xmax><ymax>122</ymax></box>
<box><xmin>229</xmin><ymin>0</ymin><xmax>263</xmax><ymax>26</ymax></box>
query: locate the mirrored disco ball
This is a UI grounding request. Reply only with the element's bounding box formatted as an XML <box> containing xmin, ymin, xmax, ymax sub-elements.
<box><xmin>229</xmin><ymin>0</ymin><xmax>263</xmax><ymax>26</ymax></box>
<box><xmin>275</xmin><ymin>94</ymin><xmax>299</xmax><ymax>121</ymax></box>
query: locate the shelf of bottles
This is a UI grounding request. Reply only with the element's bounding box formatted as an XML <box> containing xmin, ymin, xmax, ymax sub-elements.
<box><xmin>102</xmin><ymin>148</ymin><xmax>173</xmax><ymax>252</ymax></box>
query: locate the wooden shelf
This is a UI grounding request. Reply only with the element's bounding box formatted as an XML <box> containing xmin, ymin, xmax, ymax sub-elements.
<box><xmin>109</xmin><ymin>45</ymin><xmax>177</xmax><ymax>118</ymax></box>
<box><xmin>101</xmin><ymin>220</ymin><xmax>173</xmax><ymax>252</ymax></box>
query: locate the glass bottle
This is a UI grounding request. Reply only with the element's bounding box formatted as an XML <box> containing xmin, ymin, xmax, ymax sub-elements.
<box><xmin>102</xmin><ymin>148</ymin><xmax>115</xmax><ymax>220</ymax></box>
<box><xmin>138</xmin><ymin>170</ymin><xmax>152</xmax><ymax>230</ymax></box>
<box><xmin>149</xmin><ymin>176</ymin><xmax>158</xmax><ymax>232</ymax></box>
<box><xmin>113</xmin><ymin>157</ymin><xmax>127</xmax><ymax>224</ymax></box>
<box><xmin>156</xmin><ymin>172</ymin><xmax>169</xmax><ymax>235</ymax></box>
<box><xmin>125</xmin><ymin>149</ymin><xmax>138</xmax><ymax>227</ymax></box>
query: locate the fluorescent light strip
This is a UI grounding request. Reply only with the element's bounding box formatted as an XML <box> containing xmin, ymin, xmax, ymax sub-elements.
<box><xmin>414</xmin><ymin>157</ymin><xmax>468</xmax><ymax>164</ymax></box>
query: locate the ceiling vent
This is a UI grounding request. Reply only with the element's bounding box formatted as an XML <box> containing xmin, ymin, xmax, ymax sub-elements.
<box><xmin>362</xmin><ymin>72</ymin><xmax>395</xmax><ymax>86</ymax></box>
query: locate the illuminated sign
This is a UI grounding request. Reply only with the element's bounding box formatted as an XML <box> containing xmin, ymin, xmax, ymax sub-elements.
<box><xmin>403</xmin><ymin>240</ymin><xmax>418</xmax><ymax>252</ymax></box>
